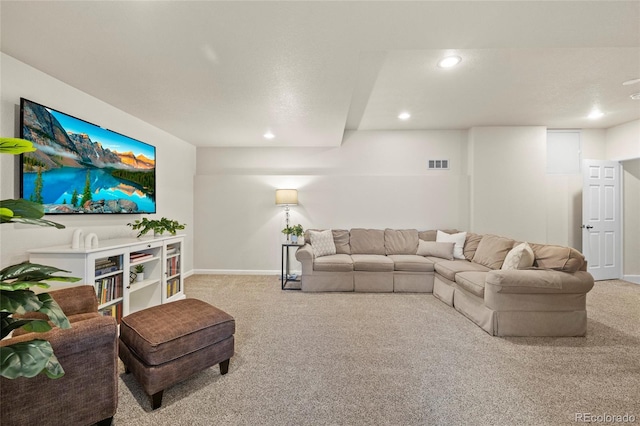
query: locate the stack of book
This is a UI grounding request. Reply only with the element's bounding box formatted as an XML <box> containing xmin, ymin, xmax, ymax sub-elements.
<box><xmin>95</xmin><ymin>257</ymin><xmax>120</xmax><ymax>276</ymax></box>
<box><xmin>99</xmin><ymin>303</ymin><xmax>122</xmax><ymax>324</ymax></box>
<box><xmin>95</xmin><ymin>274</ymin><xmax>122</xmax><ymax>305</ymax></box>
<box><xmin>130</xmin><ymin>251</ymin><xmax>153</xmax><ymax>263</ymax></box>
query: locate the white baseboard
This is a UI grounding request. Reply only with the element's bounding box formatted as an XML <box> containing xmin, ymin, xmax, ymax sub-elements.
<box><xmin>623</xmin><ymin>275</ymin><xmax>640</xmax><ymax>285</ymax></box>
<box><xmin>193</xmin><ymin>269</ymin><xmax>301</xmax><ymax>276</ymax></box>
<box><xmin>184</xmin><ymin>269</ymin><xmax>195</xmax><ymax>279</ymax></box>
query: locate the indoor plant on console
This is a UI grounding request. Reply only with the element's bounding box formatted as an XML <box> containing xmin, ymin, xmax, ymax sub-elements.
<box><xmin>127</xmin><ymin>217</ymin><xmax>186</xmax><ymax>237</ymax></box>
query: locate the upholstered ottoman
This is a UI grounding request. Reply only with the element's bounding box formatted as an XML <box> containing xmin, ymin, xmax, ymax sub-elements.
<box><xmin>119</xmin><ymin>299</ymin><xmax>235</xmax><ymax>409</ymax></box>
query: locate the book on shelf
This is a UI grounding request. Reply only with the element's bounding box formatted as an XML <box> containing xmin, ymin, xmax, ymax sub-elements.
<box><xmin>99</xmin><ymin>303</ymin><xmax>122</xmax><ymax>324</ymax></box>
<box><xmin>95</xmin><ymin>274</ymin><xmax>123</xmax><ymax>305</ymax></box>
<box><xmin>166</xmin><ymin>277</ymin><xmax>180</xmax><ymax>298</ymax></box>
<box><xmin>130</xmin><ymin>252</ymin><xmax>154</xmax><ymax>262</ymax></box>
<box><xmin>166</xmin><ymin>256</ymin><xmax>180</xmax><ymax>276</ymax></box>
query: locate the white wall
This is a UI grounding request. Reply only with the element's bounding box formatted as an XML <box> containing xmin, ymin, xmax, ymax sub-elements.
<box><xmin>0</xmin><ymin>54</ymin><xmax>196</xmax><ymax>271</ymax></box>
<box><xmin>194</xmin><ymin>130</ymin><xmax>469</xmax><ymax>272</ymax></box>
<box><xmin>468</xmin><ymin>127</ymin><xmax>606</xmax><ymax>248</ymax></box>
<box><xmin>605</xmin><ymin>119</ymin><xmax>640</xmax><ymax>161</ymax></box>
<box><xmin>622</xmin><ymin>159</ymin><xmax>640</xmax><ymax>281</ymax></box>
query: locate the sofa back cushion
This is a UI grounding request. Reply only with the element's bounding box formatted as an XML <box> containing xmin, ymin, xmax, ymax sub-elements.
<box><xmin>384</xmin><ymin>229</ymin><xmax>418</xmax><ymax>255</ymax></box>
<box><xmin>464</xmin><ymin>232</ymin><xmax>483</xmax><ymax>261</ymax></box>
<box><xmin>418</xmin><ymin>229</ymin><xmax>458</xmax><ymax>242</ymax></box>
<box><xmin>530</xmin><ymin>243</ymin><xmax>585</xmax><ymax>272</ymax></box>
<box><xmin>472</xmin><ymin>234</ymin><xmax>516</xmax><ymax>269</ymax></box>
<box><xmin>332</xmin><ymin>229</ymin><xmax>351</xmax><ymax>254</ymax></box>
<box><xmin>350</xmin><ymin>228</ymin><xmax>385</xmax><ymax>255</ymax></box>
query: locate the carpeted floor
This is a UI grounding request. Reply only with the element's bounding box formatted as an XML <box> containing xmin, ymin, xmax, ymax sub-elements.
<box><xmin>114</xmin><ymin>276</ymin><xmax>640</xmax><ymax>425</ymax></box>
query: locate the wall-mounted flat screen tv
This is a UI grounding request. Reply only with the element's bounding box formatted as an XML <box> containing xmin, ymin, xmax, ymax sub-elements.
<box><xmin>20</xmin><ymin>98</ymin><xmax>156</xmax><ymax>214</ymax></box>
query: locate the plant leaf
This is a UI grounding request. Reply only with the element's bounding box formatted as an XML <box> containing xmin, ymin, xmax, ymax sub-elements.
<box><xmin>0</xmin><ymin>289</ymin><xmax>43</xmax><ymax>314</ymax></box>
<box><xmin>0</xmin><ymin>281</ymin><xmax>50</xmax><ymax>291</ymax></box>
<box><xmin>0</xmin><ymin>316</ymin><xmax>33</xmax><ymax>339</ymax></box>
<box><xmin>37</xmin><ymin>293</ymin><xmax>71</xmax><ymax>329</ymax></box>
<box><xmin>0</xmin><ymin>340</ymin><xmax>64</xmax><ymax>379</ymax></box>
<box><xmin>0</xmin><ymin>199</ymin><xmax>66</xmax><ymax>228</ymax></box>
<box><xmin>0</xmin><ymin>262</ymin><xmax>78</xmax><ymax>283</ymax></box>
<box><xmin>0</xmin><ymin>198</ymin><xmax>43</xmax><ymax>219</ymax></box>
<box><xmin>0</xmin><ymin>138</ymin><xmax>36</xmax><ymax>155</ymax></box>
<box><xmin>20</xmin><ymin>319</ymin><xmax>53</xmax><ymax>333</ymax></box>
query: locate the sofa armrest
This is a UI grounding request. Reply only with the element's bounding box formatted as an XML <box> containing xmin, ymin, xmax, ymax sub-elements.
<box><xmin>485</xmin><ymin>269</ymin><xmax>594</xmax><ymax>294</ymax></box>
<box><xmin>295</xmin><ymin>244</ymin><xmax>314</xmax><ymax>276</ymax></box>
<box><xmin>295</xmin><ymin>244</ymin><xmax>314</xmax><ymax>262</ymax></box>
<box><xmin>0</xmin><ymin>315</ymin><xmax>118</xmax><ymax>425</ymax></box>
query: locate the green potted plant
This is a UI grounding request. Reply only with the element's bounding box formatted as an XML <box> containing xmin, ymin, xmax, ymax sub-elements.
<box><xmin>0</xmin><ymin>137</ymin><xmax>76</xmax><ymax>380</ymax></box>
<box><xmin>127</xmin><ymin>217</ymin><xmax>186</xmax><ymax>237</ymax></box>
<box><xmin>282</xmin><ymin>224</ymin><xmax>304</xmax><ymax>244</ymax></box>
<box><xmin>134</xmin><ymin>264</ymin><xmax>145</xmax><ymax>282</ymax></box>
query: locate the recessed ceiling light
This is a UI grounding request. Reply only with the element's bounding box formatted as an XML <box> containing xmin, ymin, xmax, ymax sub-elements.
<box><xmin>263</xmin><ymin>132</ymin><xmax>275</xmax><ymax>139</ymax></box>
<box><xmin>630</xmin><ymin>93</ymin><xmax>640</xmax><ymax>100</ymax></box>
<box><xmin>437</xmin><ymin>56</ymin><xmax>461</xmax><ymax>69</ymax></box>
<box><xmin>398</xmin><ymin>112</ymin><xmax>411</xmax><ymax>120</ymax></box>
<box><xmin>588</xmin><ymin>110</ymin><xmax>604</xmax><ymax>119</ymax></box>
<box><xmin>622</xmin><ymin>78</ymin><xmax>640</xmax><ymax>86</ymax></box>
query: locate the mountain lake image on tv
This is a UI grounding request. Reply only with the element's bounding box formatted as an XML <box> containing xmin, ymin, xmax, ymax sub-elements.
<box><xmin>20</xmin><ymin>98</ymin><xmax>156</xmax><ymax>214</ymax></box>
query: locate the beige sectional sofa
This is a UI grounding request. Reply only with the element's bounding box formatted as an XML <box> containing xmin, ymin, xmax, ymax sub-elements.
<box><xmin>295</xmin><ymin>228</ymin><xmax>594</xmax><ymax>337</ymax></box>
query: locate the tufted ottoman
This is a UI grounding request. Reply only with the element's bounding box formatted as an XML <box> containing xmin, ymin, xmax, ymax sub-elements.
<box><xmin>119</xmin><ymin>298</ymin><xmax>235</xmax><ymax>409</ymax></box>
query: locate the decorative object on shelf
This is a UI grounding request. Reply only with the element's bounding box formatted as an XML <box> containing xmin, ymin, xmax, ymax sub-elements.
<box><xmin>0</xmin><ymin>262</ymin><xmax>80</xmax><ymax>379</ymax></box>
<box><xmin>134</xmin><ymin>264</ymin><xmax>145</xmax><ymax>282</ymax></box>
<box><xmin>127</xmin><ymin>217</ymin><xmax>186</xmax><ymax>237</ymax></box>
<box><xmin>71</xmin><ymin>229</ymin><xmax>83</xmax><ymax>249</ymax></box>
<box><xmin>275</xmin><ymin>189</ymin><xmax>298</xmax><ymax>242</ymax></box>
<box><xmin>84</xmin><ymin>233</ymin><xmax>99</xmax><ymax>248</ymax></box>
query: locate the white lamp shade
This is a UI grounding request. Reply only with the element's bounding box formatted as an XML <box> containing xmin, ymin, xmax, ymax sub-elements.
<box><xmin>275</xmin><ymin>189</ymin><xmax>298</xmax><ymax>205</ymax></box>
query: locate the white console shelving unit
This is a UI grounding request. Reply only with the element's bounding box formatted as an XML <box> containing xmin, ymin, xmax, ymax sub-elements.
<box><xmin>28</xmin><ymin>235</ymin><xmax>185</xmax><ymax>323</ymax></box>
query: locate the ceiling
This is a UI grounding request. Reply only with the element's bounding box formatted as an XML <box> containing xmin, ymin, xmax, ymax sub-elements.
<box><xmin>1</xmin><ymin>1</ymin><xmax>639</xmax><ymax>148</ymax></box>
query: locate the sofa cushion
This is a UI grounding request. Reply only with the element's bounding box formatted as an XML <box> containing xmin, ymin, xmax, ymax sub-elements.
<box><xmin>472</xmin><ymin>234</ymin><xmax>516</xmax><ymax>269</ymax></box>
<box><xmin>502</xmin><ymin>242</ymin><xmax>535</xmax><ymax>270</ymax></box>
<box><xmin>418</xmin><ymin>229</ymin><xmax>458</xmax><ymax>242</ymax></box>
<box><xmin>313</xmin><ymin>254</ymin><xmax>354</xmax><ymax>272</ymax></box>
<box><xmin>350</xmin><ymin>229</ymin><xmax>385</xmax><ymax>255</ymax></box>
<box><xmin>464</xmin><ymin>232</ymin><xmax>483</xmax><ymax>261</ymax></box>
<box><xmin>388</xmin><ymin>255</ymin><xmax>435</xmax><ymax>272</ymax></box>
<box><xmin>332</xmin><ymin>229</ymin><xmax>351</xmax><ymax>254</ymax></box>
<box><xmin>351</xmin><ymin>254</ymin><xmax>394</xmax><ymax>272</ymax></box>
<box><xmin>530</xmin><ymin>243</ymin><xmax>585</xmax><ymax>272</ymax></box>
<box><xmin>384</xmin><ymin>229</ymin><xmax>419</xmax><ymax>255</ymax></box>
<box><xmin>436</xmin><ymin>230</ymin><xmax>467</xmax><ymax>260</ymax></box>
<box><xmin>434</xmin><ymin>259</ymin><xmax>490</xmax><ymax>281</ymax></box>
<box><xmin>455</xmin><ymin>271</ymin><xmax>488</xmax><ymax>298</ymax></box>
<box><xmin>416</xmin><ymin>240</ymin><xmax>454</xmax><ymax>260</ymax></box>
<box><xmin>485</xmin><ymin>269</ymin><xmax>594</xmax><ymax>294</ymax></box>
<box><xmin>310</xmin><ymin>230</ymin><xmax>336</xmax><ymax>258</ymax></box>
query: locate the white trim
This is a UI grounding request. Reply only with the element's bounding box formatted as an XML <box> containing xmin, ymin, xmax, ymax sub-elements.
<box><xmin>184</xmin><ymin>269</ymin><xmax>195</xmax><ymax>279</ymax></box>
<box><xmin>193</xmin><ymin>269</ymin><xmax>302</xmax><ymax>276</ymax></box>
<box><xmin>623</xmin><ymin>275</ymin><xmax>640</xmax><ymax>285</ymax></box>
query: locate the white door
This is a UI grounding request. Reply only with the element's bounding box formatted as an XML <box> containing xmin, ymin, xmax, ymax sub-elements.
<box><xmin>582</xmin><ymin>160</ymin><xmax>622</xmax><ymax>280</ymax></box>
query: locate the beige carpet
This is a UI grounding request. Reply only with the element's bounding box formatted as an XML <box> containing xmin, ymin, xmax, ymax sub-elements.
<box><xmin>114</xmin><ymin>276</ymin><xmax>640</xmax><ymax>425</ymax></box>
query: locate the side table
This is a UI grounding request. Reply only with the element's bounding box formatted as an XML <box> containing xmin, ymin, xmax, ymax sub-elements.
<box><xmin>281</xmin><ymin>243</ymin><xmax>302</xmax><ymax>290</ymax></box>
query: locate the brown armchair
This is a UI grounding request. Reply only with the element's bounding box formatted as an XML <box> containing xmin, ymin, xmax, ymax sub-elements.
<box><xmin>0</xmin><ymin>285</ymin><xmax>118</xmax><ymax>426</ymax></box>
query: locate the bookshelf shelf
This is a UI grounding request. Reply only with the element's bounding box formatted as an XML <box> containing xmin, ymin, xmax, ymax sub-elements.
<box><xmin>29</xmin><ymin>235</ymin><xmax>186</xmax><ymax>322</ymax></box>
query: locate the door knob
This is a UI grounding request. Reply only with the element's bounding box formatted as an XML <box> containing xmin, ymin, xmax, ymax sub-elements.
<box><xmin>581</xmin><ymin>225</ymin><xmax>593</xmax><ymax>229</ymax></box>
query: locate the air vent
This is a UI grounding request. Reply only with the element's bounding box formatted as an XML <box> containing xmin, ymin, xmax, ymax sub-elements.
<box><xmin>428</xmin><ymin>159</ymin><xmax>449</xmax><ymax>170</ymax></box>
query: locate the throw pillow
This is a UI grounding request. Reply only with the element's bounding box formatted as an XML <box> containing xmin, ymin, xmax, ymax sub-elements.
<box><xmin>472</xmin><ymin>234</ymin><xmax>516</xmax><ymax>269</ymax></box>
<box><xmin>436</xmin><ymin>230</ymin><xmax>467</xmax><ymax>260</ymax></box>
<box><xmin>416</xmin><ymin>240</ymin><xmax>454</xmax><ymax>260</ymax></box>
<box><xmin>310</xmin><ymin>230</ymin><xmax>336</xmax><ymax>258</ymax></box>
<box><xmin>501</xmin><ymin>242</ymin><xmax>535</xmax><ymax>270</ymax></box>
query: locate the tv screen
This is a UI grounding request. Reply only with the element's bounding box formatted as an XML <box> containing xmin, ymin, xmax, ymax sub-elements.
<box><xmin>19</xmin><ymin>98</ymin><xmax>156</xmax><ymax>214</ymax></box>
